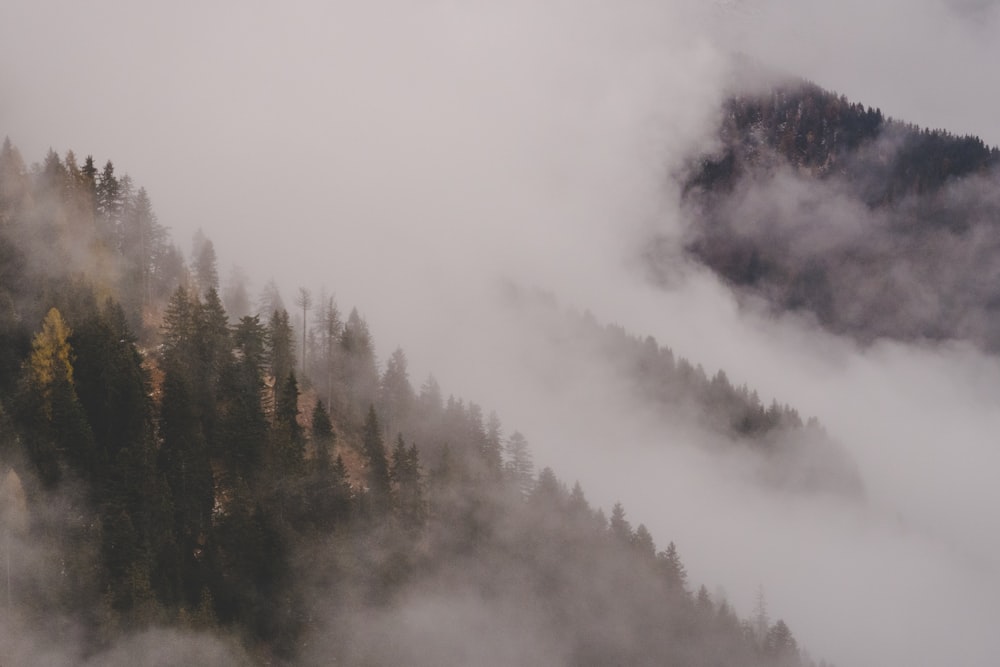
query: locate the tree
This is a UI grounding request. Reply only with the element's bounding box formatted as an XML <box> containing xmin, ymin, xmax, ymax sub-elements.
<box><xmin>156</xmin><ymin>349</ymin><xmax>214</xmax><ymax>607</ymax></box>
<box><xmin>310</xmin><ymin>398</ymin><xmax>334</xmax><ymax>471</ymax></box>
<box><xmin>341</xmin><ymin>308</ymin><xmax>378</xmax><ymax>417</ymax></box>
<box><xmin>266</xmin><ymin>309</ymin><xmax>295</xmax><ymax>418</ymax></box>
<box><xmin>311</xmin><ymin>296</ymin><xmax>342</xmax><ymax>410</ymax></box>
<box><xmin>222</xmin><ymin>266</ymin><xmax>252</xmax><ymax>322</ymax></box>
<box><xmin>19</xmin><ymin>307</ymin><xmax>95</xmax><ymax>485</ymax></box>
<box><xmin>632</xmin><ymin>523</ymin><xmax>656</xmax><ymax>561</ymax></box>
<box><xmin>273</xmin><ymin>372</ymin><xmax>304</xmax><ymax>473</ymax></box>
<box><xmin>504</xmin><ymin>431</ymin><xmax>534</xmax><ymax>499</ymax></box>
<box><xmin>657</xmin><ymin>541</ymin><xmax>688</xmax><ymax>594</ymax></box>
<box><xmin>482</xmin><ymin>411</ymin><xmax>504</xmax><ymax>480</ymax></box>
<box><xmin>752</xmin><ymin>585</ymin><xmax>770</xmax><ymax>643</ymax></box>
<box><xmin>216</xmin><ymin>315</ymin><xmax>269</xmax><ymax>478</ymax></box>
<box><xmin>609</xmin><ymin>502</ymin><xmax>632</xmax><ymax>545</ymax></box>
<box><xmin>361</xmin><ymin>405</ymin><xmax>391</xmax><ymax>514</ymax></box>
<box><xmin>378</xmin><ymin>347</ymin><xmax>413</xmax><ymax>442</ymax></box>
<box><xmin>390</xmin><ymin>435</ymin><xmax>424</xmax><ymax>529</ymax></box>
<box><xmin>191</xmin><ymin>230</ymin><xmax>219</xmax><ymax>296</ymax></box>
<box><xmin>293</xmin><ymin>288</ymin><xmax>312</xmax><ymax>378</ymax></box>
<box><xmin>256</xmin><ymin>279</ymin><xmax>284</xmax><ymax>319</ymax></box>
<box><xmin>764</xmin><ymin>619</ymin><xmax>798</xmax><ymax>664</ymax></box>
<box><xmin>96</xmin><ymin>160</ymin><xmax>122</xmax><ymax>242</ymax></box>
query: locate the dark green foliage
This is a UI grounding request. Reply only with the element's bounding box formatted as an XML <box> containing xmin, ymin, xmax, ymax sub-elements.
<box><xmin>156</xmin><ymin>365</ymin><xmax>214</xmax><ymax>606</ymax></box>
<box><xmin>266</xmin><ymin>308</ymin><xmax>295</xmax><ymax>413</ymax></box>
<box><xmin>216</xmin><ymin>316</ymin><xmax>269</xmax><ymax>478</ymax></box>
<box><xmin>272</xmin><ymin>371</ymin><xmax>305</xmax><ymax>473</ymax></box>
<box><xmin>362</xmin><ymin>405</ymin><xmax>391</xmax><ymax>514</ymax></box>
<box><xmin>310</xmin><ymin>397</ymin><xmax>334</xmax><ymax>470</ymax></box>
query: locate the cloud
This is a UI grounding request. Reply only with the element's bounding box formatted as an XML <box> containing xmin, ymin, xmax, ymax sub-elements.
<box><xmin>3</xmin><ymin>2</ymin><xmax>1000</xmax><ymax>666</ymax></box>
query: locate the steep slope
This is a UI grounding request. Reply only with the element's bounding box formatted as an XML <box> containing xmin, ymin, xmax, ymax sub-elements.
<box><xmin>0</xmin><ymin>140</ymin><xmax>832</xmax><ymax>665</ymax></box>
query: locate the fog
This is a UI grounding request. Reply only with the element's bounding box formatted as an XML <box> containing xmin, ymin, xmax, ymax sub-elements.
<box><xmin>3</xmin><ymin>1</ymin><xmax>1000</xmax><ymax>665</ymax></box>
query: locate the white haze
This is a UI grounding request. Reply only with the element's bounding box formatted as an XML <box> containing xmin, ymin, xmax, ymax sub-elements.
<box><xmin>3</xmin><ymin>1</ymin><xmax>1000</xmax><ymax>666</ymax></box>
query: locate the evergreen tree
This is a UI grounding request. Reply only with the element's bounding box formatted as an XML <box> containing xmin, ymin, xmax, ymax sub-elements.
<box><xmin>657</xmin><ymin>541</ymin><xmax>688</xmax><ymax>594</ymax></box>
<box><xmin>192</xmin><ymin>230</ymin><xmax>219</xmax><ymax>296</ymax></box>
<box><xmin>609</xmin><ymin>502</ymin><xmax>633</xmax><ymax>545</ymax></box>
<box><xmin>311</xmin><ymin>295</ymin><xmax>342</xmax><ymax>411</ymax></box>
<box><xmin>222</xmin><ymin>266</ymin><xmax>252</xmax><ymax>322</ymax></box>
<box><xmin>504</xmin><ymin>431</ymin><xmax>534</xmax><ymax>499</ymax></box>
<box><xmin>217</xmin><ymin>315</ymin><xmax>269</xmax><ymax>478</ymax></box>
<box><xmin>482</xmin><ymin>410</ymin><xmax>504</xmax><ymax>480</ymax></box>
<box><xmin>361</xmin><ymin>405</ymin><xmax>391</xmax><ymax>514</ymax></box>
<box><xmin>273</xmin><ymin>371</ymin><xmax>304</xmax><ymax>473</ymax></box>
<box><xmin>390</xmin><ymin>435</ymin><xmax>425</xmax><ymax>529</ymax></box>
<box><xmin>310</xmin><ymin>398</ymin><xmax>334</xmax><ymax>471</ymax></box>
<box><xmin>378</xmin><ymin>347</ymin><xmax>413</xmax><ymax>441</ymax></box>
<box><xmin>96</xmin><ymin>160</ymin><xmax>122</xmax><ymax>241</ymax></box>
<box><xmin>266</xmin><ymin>308</ymin><xmax>295</xmax><ymax>417</ymax></box>
<box><xmin>156</xmin><ymin>355</ymin><xmax>214</xmax><ymax>607</ymax></box>
<box><xmin>341</xmin><ymin>308</ymin><xmax>378</xmax><ymax>417</ymax></box>
<box><xmin>765</xmin><ymin>619</ymin><xmax>799</xmax><ymax>664</ymax></box>
<box><xmin>632</xmin><ymin>523</ymin><xmax>656</xmax><ymax>561</ymax></box>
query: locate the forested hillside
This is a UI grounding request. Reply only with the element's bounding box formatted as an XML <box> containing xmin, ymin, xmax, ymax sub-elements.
<box><xmin>679</xmin><ymin>74</ymin><xmax>1000</xmax><ymax>350</ymax></box>
<box><xmin>0</xmin><ymin>139</ymin><xmax>830</xmax><ymax>665</ymax></box>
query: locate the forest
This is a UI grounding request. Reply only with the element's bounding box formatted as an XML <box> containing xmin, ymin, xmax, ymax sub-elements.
<box><xmin>0</xmin><ymin>139</ymin><xmax>830</xmax><ymax>664</ymax></box>
<box><xmin>679</xmin><ymin>74</ymin><xmax>1000</xmax><ymax>351</ymax></box>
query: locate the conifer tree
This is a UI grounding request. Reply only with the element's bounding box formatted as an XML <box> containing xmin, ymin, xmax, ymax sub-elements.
<box><xmin>342</xmin><ymin>309</ymin><xmax>378</xmax><ymax>417</ymax></box>
<box><xmin>390</xmin><ymin>435</ymin><xmax>425</xmax><ymax>529</ymax></box>
<box><xmin>504</xmin><ymin>431</ymin><xmax>534</xmax><ymax>499</ymax></box>
<box><xmin>609</xmin><ymin>502</ymin><xmax>633</xmax><ymax>545</ymax></box>
<box><xmin>378</xmin><ymin>347</ymin><xmax>413</xmax><ymax>441</ymax></box>
<box><xmin>310</xmin><ymin>398</ymin><xmax>334</xmax><ymax>471</ymax></box>
<box><xmin>362</xmin><ymin>405</ymin><xmax>391</xmax><ymax>513</ymax></box>
<box><xmin>657</xmin><ymin>541</ymin><xmax>688</xmax><ymax>594</ymax></box>
<box><xmin>273</xmin><ymin>372</ymin><xmax>304</xmax><ymax>473</ymax></box>
<box><xmin>266</xmin><ymin>309</ymin><xmax>295</xmax><ymax>416</ymax></box>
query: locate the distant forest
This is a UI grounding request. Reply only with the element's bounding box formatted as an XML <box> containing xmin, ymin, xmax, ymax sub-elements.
<box><xmin>679</xmin><ymin>76</ymin><xmax>1000</xmax><ymax>351</ymax></box>
<box><xmin>0</xmin><ymin>139</ymin><xmax>832</xmax><ymax>665</ymax></box>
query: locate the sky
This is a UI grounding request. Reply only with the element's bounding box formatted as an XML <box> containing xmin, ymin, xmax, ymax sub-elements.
<box><xmin>3</xmin><ymin>1</ymin><xmax>1000</xmax><ymax>666</ymax></box>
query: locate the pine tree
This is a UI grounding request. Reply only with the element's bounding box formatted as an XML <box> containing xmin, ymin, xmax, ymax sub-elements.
<box><xmin>341</xmin><ymin>308</ymin><xmax>378</xmax><ymax>417</ymax></box>
<box><xmin>657</xmin><ymin>541</ymin><xmax>688</xmax><ymax>594</ymax></box>
<box><xmin>191</xmin><ymin>230</ymin><xmax>219</xmax><ymax>296</ymax></box>
<box><xmin>609</xmin><ymin>502</ymin><xmax>633</xmax><ymax>545</ymax></box>
<box><xmin>266</xmin><ymin>309</ymin><xmax>295</xmax><ymax>417</ymax></box>
<box><xmin>482</xmin><ymin>410</ymin><xmax>504</xmax><ymax>480</ymax></box>
<box><xmin>310</xmin><ymin>398</ymin><xmax>334</xmax><ymax>471</ymax></box>
<box><xmin>632</xmin><ymin>523</ymin><xmax>656</xmax><ymax>560</ymax></box>
<box><xmin>217</xmin><ymin>315</ymin><xmax>269</xmax><ymax>478</ymax></box>
<box><xmin>273</xmin><ymin>371</ymin><xmax>305</xmax><ymax>473</ymax></box>
<box><xmin>504</xmin><ymin>431</ymin><xmax>534</xmax><ymax>499</ymax></box>
<box><xmin>311</xmin><ymin>296</ymin><xmax>342</xmax><ymax>411</ymax></box>
<box><xmin>362</xmin><ymin>405</ymin><xmax>391</xmax><ymax>514</ymax></box>
<box><xmin>390</xmin><ymin>435</ymin><xmax>425</xmax><ymax>529</ymax></box>
<box><xmin>378</xmin><ymin>347</ymin><xmax>413</xmax><ymax>441</ymax></box>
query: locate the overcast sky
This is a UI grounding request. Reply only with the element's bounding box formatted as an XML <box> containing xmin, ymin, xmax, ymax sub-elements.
<box><xmin>2</xmin><ymin>2</ymin><xmax>1000</xmax><ymax>666</ymax></box>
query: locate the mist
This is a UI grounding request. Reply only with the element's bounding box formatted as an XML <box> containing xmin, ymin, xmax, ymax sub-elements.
<box><xmin>3</xmin><ymin>1</ymin><xmax>1000</xmax><ymax>666</ymax></box>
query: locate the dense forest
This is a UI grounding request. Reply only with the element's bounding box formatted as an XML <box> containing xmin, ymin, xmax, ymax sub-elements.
<box><xmin>678</xmin><ymin>74</ymin><xmax>1000</xmax><ymax>350</ymax></box>
<box><xmin>0</xmin><ymin>139</ymin><xmax>833</xmax><ymax>664</ymax></box>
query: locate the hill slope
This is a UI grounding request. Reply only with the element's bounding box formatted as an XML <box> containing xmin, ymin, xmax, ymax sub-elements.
<box><xmin>677</xmin><ymin>75</ymin><xmax>1000</xmax><ymax>350</ymax></box>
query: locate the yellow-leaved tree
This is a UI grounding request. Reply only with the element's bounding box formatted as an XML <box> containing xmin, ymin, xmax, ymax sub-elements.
<box><xmin>29</xmin><ymin>307</ymin><xmax>74</xmax><ymax>417</ymax></box>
